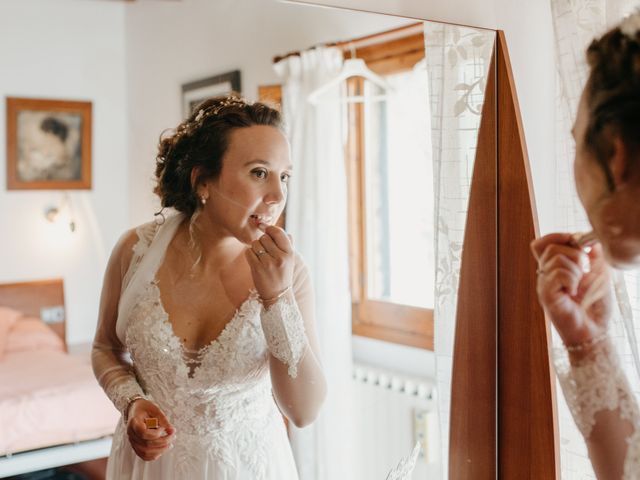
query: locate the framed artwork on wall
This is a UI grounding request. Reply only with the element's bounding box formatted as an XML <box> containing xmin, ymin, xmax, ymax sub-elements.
<box><xmin>181</xmin><ymin>70</ymin><xmax>241</xmax><ymax>118</ymax></box>
<box><xmin>6</xmin><ymin>97</ymin><xmax>92</xmax><ymax>190</ymax></box>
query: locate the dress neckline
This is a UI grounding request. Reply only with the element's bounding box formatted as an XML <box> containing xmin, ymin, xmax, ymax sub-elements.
<box><xmin>149</xmin><ymin>279</ymin><xmax>261</xmax><ymax>379</ymax></box>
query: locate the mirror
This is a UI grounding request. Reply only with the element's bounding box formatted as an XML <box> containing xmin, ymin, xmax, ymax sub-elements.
<box><xmin>0</xmin><ymin>1</ymin><xmax>495</xmax><ymax>479</ymax></box>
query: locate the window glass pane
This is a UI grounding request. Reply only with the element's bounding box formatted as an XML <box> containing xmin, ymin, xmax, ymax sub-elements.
<box><xmin>363</xmin><ymin>64</ymin><xmax>434</xmax><ymax>309</ymax></box>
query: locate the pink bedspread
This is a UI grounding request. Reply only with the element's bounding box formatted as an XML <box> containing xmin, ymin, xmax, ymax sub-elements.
<box><xmin>0</xmin><ymin>349</ymin><xmax>119</xmax><ymax>455</ymax></box>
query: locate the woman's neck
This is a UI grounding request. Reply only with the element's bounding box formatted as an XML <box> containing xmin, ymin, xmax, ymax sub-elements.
<box><xmin>179</xmin><ymin>214</ymin><xmax>245</xmax><ymax>271</ymax></box>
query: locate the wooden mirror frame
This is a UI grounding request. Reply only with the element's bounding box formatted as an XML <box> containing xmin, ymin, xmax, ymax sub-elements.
<box><xmin>276</xmin><ymin>2</ymin><xmax>560</xmax><ymax>477</ymax></box>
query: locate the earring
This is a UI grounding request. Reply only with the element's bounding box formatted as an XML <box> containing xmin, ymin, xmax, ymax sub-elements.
<box><xmin>200</xmin><ymin>195</ymin><xmax>207</xmax><ymax>206</ymax></box>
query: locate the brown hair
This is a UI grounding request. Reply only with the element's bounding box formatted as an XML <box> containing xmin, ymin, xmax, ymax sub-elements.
<box><xmin>154</xmin><ymin>94</ymin><xmax>283</xmax><ymax>218</ymax></box>
<box><xmin>584</xmin><ymin>21</ymin><xmax>640</xmax><ymax>190</ymax></box>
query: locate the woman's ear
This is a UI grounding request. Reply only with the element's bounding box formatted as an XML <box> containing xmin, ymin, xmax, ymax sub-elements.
<box><xmin>191</xmin><ymin>167</ymin><xmax>203</xmax><ymax>195</ymax></box>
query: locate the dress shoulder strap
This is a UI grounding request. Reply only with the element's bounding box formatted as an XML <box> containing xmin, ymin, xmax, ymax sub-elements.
<box><xmin>121</xmin><ymin>221</ymin><xmax>160</xmax><ymax>292</ymax></box>
<box><xmin>116</xmin><ymin>213</ymin><xmax>184</xmax><ymax>343</ymax></box>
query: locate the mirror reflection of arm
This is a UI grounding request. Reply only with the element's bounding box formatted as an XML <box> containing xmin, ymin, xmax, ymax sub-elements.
<box><xmin>554</xmin><ymin>339</ymin><xmax>640</xmax><ymax>479</ymax></box>
<box><xmin>91</xmin><ymin>229</ymin><xmax>147</xmax><ymax>418</ymax></box>
<box><xmin>261</xmin><ymin>255</ymin><xmax>327</xmax><ymax>428</ymax></box>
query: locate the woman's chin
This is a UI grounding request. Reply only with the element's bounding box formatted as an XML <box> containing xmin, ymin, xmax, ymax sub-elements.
<box><xmin>235</xmin><ymin>226</ymin><xmax>262</xmax><ymax>246</ymax></box>
<box><xmin>602</xmin><ymin>239</ymin><xmax>640</xmax><ymax>270</ymax></box>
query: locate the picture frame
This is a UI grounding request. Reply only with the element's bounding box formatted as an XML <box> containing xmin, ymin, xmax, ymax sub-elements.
<box><xmin>181</xmin><ymin>70</ymin><xmax>242</xmax><ymax>119</ymax></box>
<box><xmin>6</xmin><ymin>97</ymin><xmax>92</xmax><ymax>190</ymax></box>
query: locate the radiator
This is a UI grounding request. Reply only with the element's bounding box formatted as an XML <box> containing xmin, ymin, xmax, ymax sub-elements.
<box><xmin>352</xmin><ymin>364</ymin><xmax>441</xmax><ymax>480</ymax></box>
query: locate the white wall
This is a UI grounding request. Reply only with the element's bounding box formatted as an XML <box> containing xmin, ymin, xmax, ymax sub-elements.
<box><xmin>0</xmin><ymin>0</ymin><xmax>128</xmax><ymax>345</ymax></box>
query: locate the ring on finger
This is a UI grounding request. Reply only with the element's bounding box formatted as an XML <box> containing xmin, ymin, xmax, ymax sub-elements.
<box><xmin>254</xmin><ymin>249</ymin><xmax>267</xmax><ymax>257</ymax></box>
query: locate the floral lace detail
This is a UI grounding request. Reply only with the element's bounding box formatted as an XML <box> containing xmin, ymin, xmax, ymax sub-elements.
<box><xmin>554</xmin><ymin>340</ymin><xmax>640</xmax><ymax>439</ymax></box>
<box><xmin>261</xmin><ymin>297</ymin><xmax>307</xmax><ymax>378</ymax></box>
<box><xmin>105</xmin><ymin>376</ymin><xmax>146</xmax><ymax>416</ymax></box>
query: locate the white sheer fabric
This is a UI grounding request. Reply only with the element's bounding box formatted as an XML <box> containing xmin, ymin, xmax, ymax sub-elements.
<box><xmin>92</xmin><ymin>213</ymin><xmax>319</xmax><ymax>479</ymax></box>
<box><xmin>549</xmin><ymin>1</ymin><xmax>640</xmax><ymax>477</ymax></box>
<box><xmin>274</xmin><ymin>47</ymin><xmax>355</xmax><ymax>480</ymax></box>
<box><xmin>425</xmin><ymin>22</ymin><xmax>495</xmax><ymax>477</ymax></box>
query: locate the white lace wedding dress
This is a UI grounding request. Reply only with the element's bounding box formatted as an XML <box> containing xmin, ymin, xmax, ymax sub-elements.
<box><xmin>92</xmin><ymin>213</ymin><xmax>312</xmax><ymax>479</ymax></box>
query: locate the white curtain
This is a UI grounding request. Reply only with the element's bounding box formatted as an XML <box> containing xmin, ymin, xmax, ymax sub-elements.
<box><xmin>425</xmin><ymin>22</ymin><xmax>495</xmax><ymax>479</ymax></box>
<box><xmin>550</xmin><ymin>1</ymin><xmax>638</xmax><ymax>478</ymax></box>
<box><xmin>274</xmin><ymin>47</ymin><xmax>355</xmax><ymax>480</ymax></box>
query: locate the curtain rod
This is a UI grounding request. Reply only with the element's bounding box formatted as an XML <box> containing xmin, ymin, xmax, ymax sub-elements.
<box><xmin>273</xmin><ymin>21</ymin><xmax>423</xmax><ymax>64</ymax></box>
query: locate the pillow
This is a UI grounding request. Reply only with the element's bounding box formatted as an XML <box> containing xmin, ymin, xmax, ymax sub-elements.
<box><xmin>5</xmin><ymin>317</ymin><xmax>65</xmax><ymax>355</ymax></box>
<box><xmin>0</xmin><ymin>306</ymin><xmax>22</xmax><ymax>359</ymax></box>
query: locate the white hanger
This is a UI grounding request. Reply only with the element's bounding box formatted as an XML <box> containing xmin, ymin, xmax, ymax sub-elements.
<box><xmin>307</xmin><ymin>44</ymin><xmax>391</xmax><ymax>105</ymax></box>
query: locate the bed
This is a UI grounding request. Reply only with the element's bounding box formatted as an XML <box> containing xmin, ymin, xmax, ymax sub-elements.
<box><xmin>0</xmin><ymin>279</ymin><xmax>119</xmax><ymax>478</ymax></box>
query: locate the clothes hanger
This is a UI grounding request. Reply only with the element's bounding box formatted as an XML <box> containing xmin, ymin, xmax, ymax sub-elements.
<box><xmin>307</xmin><ymin>43</ymin><xmax>391</xmax><ymax>105</ymax></box>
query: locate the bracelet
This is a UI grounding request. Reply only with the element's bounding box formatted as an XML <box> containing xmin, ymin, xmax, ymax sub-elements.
<box><xmin>260</xmin><ymin>285</ymin><xmax>292</xmax><ymax>305</ymax></box>
<box><xmin>565</xmin><ymin>331</ymin><xmax>609</xmax><ymax>352</ymax></box>
<box><xmin>124</xmin><ymin>394</ymin><xmax>145</xmax><ymax>422</ymax></box>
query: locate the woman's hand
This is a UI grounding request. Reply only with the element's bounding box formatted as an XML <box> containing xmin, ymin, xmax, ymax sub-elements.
<box><xmin>126</xmin><ymin>399</ymin><xmax>175</xmax><ymax>462</ymax></box>
<box><xmin>531</xmin><ymin>233</ymin><xmax>614</xmax><ymax>348</ymax></box>
<box><xmin>245</xmin><ymin>225</ymin><xmax>295</xmax><ymax>303</ymax></box>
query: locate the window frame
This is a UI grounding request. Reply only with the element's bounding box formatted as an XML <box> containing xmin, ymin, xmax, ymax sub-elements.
<box><xmin>345</xmin><ymin>29</ymin><xmax>434</xmax><ymax>350</ymax></box>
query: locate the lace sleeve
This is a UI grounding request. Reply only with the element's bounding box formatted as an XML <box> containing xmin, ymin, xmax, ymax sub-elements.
<box><xmin>553</xmin><ymin>338</ymin><xmax>640</xmax><ymax>479</ymax></box>
<box><xmin>91</xmin><ymin>223</ymin><xmax>156</xmax><ymax>417</ymax></box>
<box><xmin>261</xmin><ymin>254</ymin><xmax>327</xmax><ymax>428</ymax></box>
<box><xmin>261</xmin><ymin>295</ymin><xmax>306</xmax><ymax>378</ymax></box>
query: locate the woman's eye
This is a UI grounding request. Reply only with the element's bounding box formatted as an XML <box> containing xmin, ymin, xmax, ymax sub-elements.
<box><xmin>252</xmin><ymin>169</ymin><xmax>267</xmax><ymax>179</ymax></box>
<box><xmin>281</xmin><ymin>173</ymin><xmax>291</xmax><ymax>183</ymax></box>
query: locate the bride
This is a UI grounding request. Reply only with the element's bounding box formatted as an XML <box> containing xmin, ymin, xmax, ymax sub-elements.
<box><xmin>92</xmin><ymin>95</ymin><xmax>327</xmax><ymax>479</ymax></box>
<box><xmin>532</xmin><ymin>11</ymin><xmax>640</xmax><ymax>479</ymax></box>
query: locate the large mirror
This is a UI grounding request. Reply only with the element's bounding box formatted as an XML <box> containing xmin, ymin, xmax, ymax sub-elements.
<box><xmin>0</xmin><ymin>1</ymin><xmax>495</xmax><ymax>479</ymax></box>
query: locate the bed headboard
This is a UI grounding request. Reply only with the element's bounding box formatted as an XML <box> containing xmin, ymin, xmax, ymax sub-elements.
<box><xmin>0</xmin><ymin>278</ymin><xmax>66</xmax><ymax>349</ymax></box>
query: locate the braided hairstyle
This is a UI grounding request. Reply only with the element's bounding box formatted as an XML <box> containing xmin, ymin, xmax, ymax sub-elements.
<box><xmin>154</xmin><ymin>95</ymin><xmax>283</xmax><ymax>218</ymax></box>
<box><xmin>584</xmin><ymin>13</ymin><xmax>640</xmax><ymax>190</ymax></box>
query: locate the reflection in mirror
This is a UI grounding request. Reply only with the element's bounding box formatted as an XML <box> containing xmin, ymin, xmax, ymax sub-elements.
<box><xmin>0</xmin><ymin>2</ymin><xmax>495</xmax><ymax>479</ymax></box>
<box><xmin>364</xmin><ymin>64</ymin><xmax>434</xmax><ymax>309</ymax></box>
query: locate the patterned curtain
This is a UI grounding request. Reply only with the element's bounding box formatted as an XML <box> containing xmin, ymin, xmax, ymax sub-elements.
<box><xmin>425</xmin><ymin>22</ymin><xmax>495</xmax><ymax>478</ymax></box>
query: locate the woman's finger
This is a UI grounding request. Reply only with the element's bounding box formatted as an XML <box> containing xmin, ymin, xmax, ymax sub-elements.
<box><xmin>263</xmin><ymin>226</ymin><xmax>293</xmax><ymax>254</ymax></box>
<box><xmin>259</xmin><ymin>234</ymin><xmax>280</xmax><ymax>258</ymax></box>
<box><xmin>531</xmin><ymin>233</ymin><xmax>575</xmax><ymax>260</ymax></box>
<box><xmin>540</xmin><ymin>254</ymin><xmax>584</xmax><ymax>279</ymax></box>
<box><xmin>251</xmin><ymin>239</ymin><xmax>268</xmax><ymax>257</ymax></box>
<box><xmin>245</xmin><ymin>246</ymin><xmax>261</xmax><ymax>267</ymax></box>
<box><xmin>539</xmin><ymin>268</ymin><xmax>581</xmax><ymax>299</ymax></box>
<box><xmin>128</xmin><ymin>415</ymin><xmax>173</xmax><ymax>442</ymax></box>
<box><xmin>147</xmin><ymin>406</ymin><xmax>175</xmax><ymax>436</ymax></box>
<box><xmin>129</xmin><ymin>433</ymin><xmax>173</xmax><ymax>451</ymax></box>
<box><xmin>538</xmin><ymin>244</ymin><xmax>587</xmax><ymax>269</ymax></box>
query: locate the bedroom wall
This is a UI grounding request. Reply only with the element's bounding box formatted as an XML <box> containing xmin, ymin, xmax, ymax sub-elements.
<box><xmin>0</xmin><ymin>0</ymin><xmax>128</xmax><ymax>345</ymax></box>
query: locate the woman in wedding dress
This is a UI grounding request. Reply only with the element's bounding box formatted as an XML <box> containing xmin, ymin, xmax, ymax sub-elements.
<box><xmin>91</xmin><ymin>95</ymin><xmax>327</xmax><ymax>479</ymax></box>
<box><xmin>532</xmin><ymin>11</ymin><xmax>640</xmax><ymax>480</ymax></box>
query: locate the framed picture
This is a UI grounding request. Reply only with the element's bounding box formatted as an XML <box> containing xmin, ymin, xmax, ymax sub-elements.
<box><xmin>181</xmin><ymin>70</ymin><xmax>241</xmax><ymax>119</ymax></box>
<box><xmin>6</xmin><ymin>97</ymin><xmax>92</xmax><ymax>190</ymax></box>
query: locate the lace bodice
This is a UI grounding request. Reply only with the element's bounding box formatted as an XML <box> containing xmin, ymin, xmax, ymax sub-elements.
<box><xmin>126</xmin><ymin>280</ymin><xmax>274</xmax><ymax>434</ymax></box>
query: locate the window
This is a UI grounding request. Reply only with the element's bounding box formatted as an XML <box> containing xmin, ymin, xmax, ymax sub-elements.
<box><xmin>346</xmin><ymin>27</ymin><xmax>435</xmax><ymax>349</ymax></box>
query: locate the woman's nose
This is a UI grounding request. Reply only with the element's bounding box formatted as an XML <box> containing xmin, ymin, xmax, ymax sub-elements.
<box><xmin>264</xmin><ymin>177</ymin><xmax>286</xmax><ymax>205</ymax></box>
